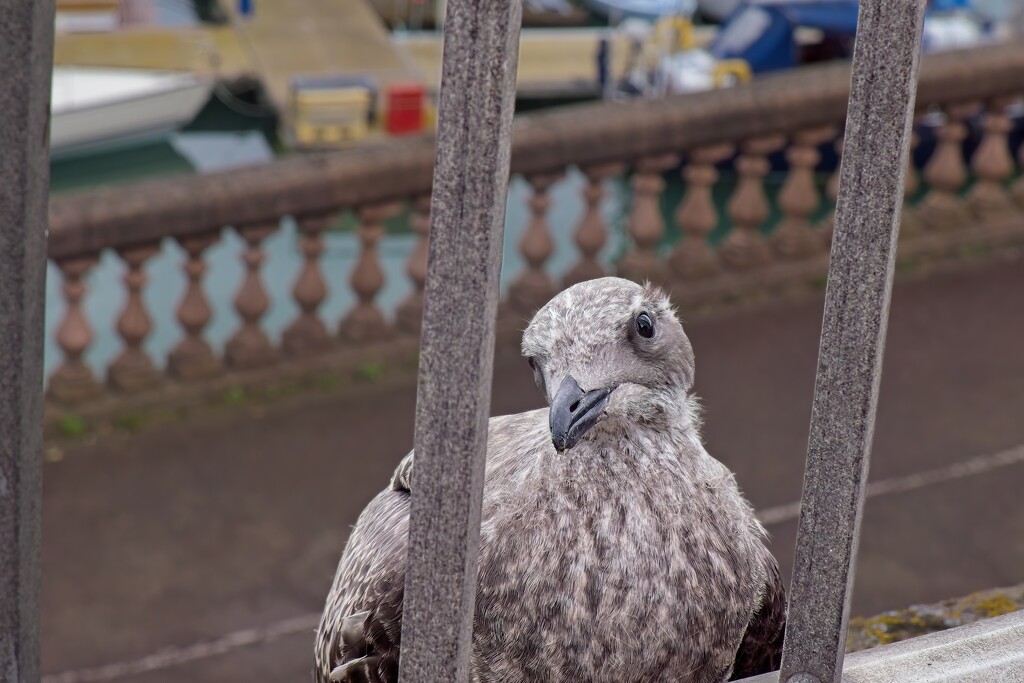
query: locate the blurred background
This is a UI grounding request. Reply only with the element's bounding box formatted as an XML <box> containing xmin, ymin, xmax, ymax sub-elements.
<box><xmin>39</xmin><ymin>0</ymin><xmax>1024</xmax><ymax>681</ymax></box>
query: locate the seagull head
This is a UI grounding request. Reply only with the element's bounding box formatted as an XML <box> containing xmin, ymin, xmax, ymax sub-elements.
<box><xmin>521</xmin><ymin>277</ymin><xmax>696</xmax><ymax>453</ymax></box>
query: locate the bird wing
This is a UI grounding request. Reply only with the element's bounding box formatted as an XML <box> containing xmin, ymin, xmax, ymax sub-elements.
<box><xmin>729</xmin><ymin>555</ymin><xmax>787</xmax><ymax>681</ymax></box>
<box><xmin>316</xmin><ymin>454</ymin><xmax>415</xmax><ymax>683</ymax></box>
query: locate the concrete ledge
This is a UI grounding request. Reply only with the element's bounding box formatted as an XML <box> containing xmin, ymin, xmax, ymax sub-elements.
<box><xmin>47</xmin><ymin>42</ymin><xmax>1024</xmax><ymax>260</ymax></box>
<box><xmin>846</xmin><ymin>584</ymin><xmax>1024</xmax><ymax>653</ymax></box>
<box><xmin>743</xmin><ymin>594</ymin><xmax>1024</xmax><ymax>682</ymax></box>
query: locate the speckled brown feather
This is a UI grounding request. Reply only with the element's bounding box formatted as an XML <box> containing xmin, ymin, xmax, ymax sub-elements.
<box><xmin>729</xmin><ymin>559</ymin><xmax>787</xmax><ymax>680</ymax></box>
<box><xmin>315</xmin><ymin>278</ymin><xmax>786</xmax><ymax>683</ymax></box>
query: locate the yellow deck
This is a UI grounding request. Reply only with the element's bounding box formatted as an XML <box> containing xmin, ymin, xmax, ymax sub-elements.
<box><xmin>221</xmin><ymin>0</ymin><xmax>422</xmax><ymax>110</ymax></box>
<box><xmin>54</xmin><ymin>3</ymin><xmax>821</xmax><ymax>147</ymax></box>
<box><xmin>54</xmin><ymin>26</ymin><xmax>251</xmax><ymax>77</ymax></box>
<box><xmin>53</xmin><ymin>12</ymin><xmax>690</xmax><ymax>105</ymax></box>
<box><xmin>396</xmin><ymin>26</ymin><xmax>728</xmax><ymax>99</ymax></box>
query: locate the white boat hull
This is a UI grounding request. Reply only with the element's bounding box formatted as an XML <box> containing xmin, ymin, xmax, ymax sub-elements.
<box><xmin>51</xmin><ymin>68</ymin><xmax>212</xmax><ymax>160</ymax></box>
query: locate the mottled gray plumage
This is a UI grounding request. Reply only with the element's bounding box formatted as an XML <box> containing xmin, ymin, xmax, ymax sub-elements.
<box><xmin>315</xmin><ymin>277</ymin><xmax>785</xmax><ymax>683</ymax></box>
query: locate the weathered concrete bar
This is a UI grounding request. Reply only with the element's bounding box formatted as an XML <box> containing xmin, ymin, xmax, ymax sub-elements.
<box><xmin>776</xmin><ymin>1</ymin><xmax>927</xmax><ymax>682</ymax></box>
<box><xmin>0</xmin><ymin>1</ymin><xmax>56</xmax><ymax>681</ymax></box>
<box><xmin>398</xmin><ymin>0</ymin><xmax>522</xmax><ymax>680</ymax></box>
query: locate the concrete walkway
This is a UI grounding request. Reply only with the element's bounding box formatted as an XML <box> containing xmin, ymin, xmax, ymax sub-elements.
<box><xmin>41</xmin><ymin>257</ymin><xmax>1024</xmax><ymax>683</ymax></box>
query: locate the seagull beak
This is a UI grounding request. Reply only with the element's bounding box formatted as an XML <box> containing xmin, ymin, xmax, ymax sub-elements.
<box><xmin>549</xmin><ymin>375</ymin><xmax>612</xmax><ymax>453</ymax></box>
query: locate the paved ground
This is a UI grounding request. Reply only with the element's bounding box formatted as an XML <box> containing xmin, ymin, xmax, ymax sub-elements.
<box><xmin>41</xmin><ymin>257</ymin><xmax>1024</xmax><ymax>683</ymax></box>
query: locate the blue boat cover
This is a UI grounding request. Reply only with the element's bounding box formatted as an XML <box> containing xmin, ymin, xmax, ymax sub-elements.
<box><xmin>709</xmin><ymin>1</ymin><xmax>859</xmax><ymax>72</ymax></box>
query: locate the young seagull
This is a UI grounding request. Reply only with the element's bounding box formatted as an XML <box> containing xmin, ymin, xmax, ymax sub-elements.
<box><xmin>315</xmin><ymin>276</ymin><xmax>785</xmax><ymax>683</ymax></box>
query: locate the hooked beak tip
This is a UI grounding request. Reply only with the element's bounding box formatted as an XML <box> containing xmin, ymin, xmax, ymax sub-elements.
<box><xmin>549</xmin><ymin>375</ymin><xmax>612</xmax><ymax>454</ymax></box>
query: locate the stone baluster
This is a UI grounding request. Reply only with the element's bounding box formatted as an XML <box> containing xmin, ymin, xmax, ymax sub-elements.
<box><xmin>721</xmin><ymin>136</ymin><xmax>784</xmax><ymax>269</ymax></box>
<box><xmin>967</xmin><ymin>98</ymin><xmax>1015</xmax><ymax>221</ymax></box>
<box><xmin>48</xmin><ymin>256</ymin><xmax>101</xmax><ymax>403</ymax></box>
<box><xmin>283</xmin><ymin>213</ymin><xmax>334</xmax><ymax>355</ymax></box>
<box><xmin>1014</xmin><ymin>116</ymin><xmax>1024</xmax><ymax>209</ymax></box>
<box><xmin>917</xmin><ymin>103</ymin><xmax>975</xmax><ymax>232</ymax></box>
<box><xmin>772</xmin><ymin>127</ymin><xmax>834</xmax><ymax>259</ymax></box>
<box><xmin>618</xmin><ymin>154</ymin><xmax>677</xmax><ymax>284</ymax></box>
<box><xmin>898</xmin><ymin>128</ymin><xmax>924</xmax><ymax>237</ymax></box>
<box><xmin>168</xmin><ymin>232</ymin><xmax>222</xmax><ymax>380</ymax></box>
<box><xmin>225</xmin><ymin>221</ymin><xmax>279</xmax><ymax>369</ymax></box>
<box><xmin>397</xmin><ymin>195</ymin><xmax>432</xmax><ymax>335</ymax></box>
<box><xmin>508</xmin><ymin>172</ymin><xmax>562</xmax><ymax>315</ymax></box>
<box><xmin>817</xmin><ymin>136</ymin><xmax>843</xmax><ymax>248</ymax></box>
<box><xmin>563</xmin><ymin>164</ymin><xmax>622</xmax><ymax>288</ymax></box>
<box><xmin>667</xmin><ymin>144</ymin><xmax>733</xmax><ymax>280</ymax></box>
<box><xmin>107</xmin><ymin>243</ymin><xmax>162</xmax><ymax>392</ymax></box>
<box><xmin>339</xmin><ymin>203</ymin><xmax>397</xmax><ymax>344</ymax></box>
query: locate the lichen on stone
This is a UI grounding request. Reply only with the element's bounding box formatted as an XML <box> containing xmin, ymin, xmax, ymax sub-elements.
<box><xmin>845</xmin><ymin>584</ymin><xmax>1024</xmax><ymax>653</ymax></box>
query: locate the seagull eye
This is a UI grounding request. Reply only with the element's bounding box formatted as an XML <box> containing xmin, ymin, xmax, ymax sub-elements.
<box><xmin>527</xmin><ymin>356</ymin><xmax>546</xmax><ymax>395</ymax></box>
<box><xmin>635</xmin><ymin>312</ymin><xmax>655</xmax><ymax>339</ymax></box>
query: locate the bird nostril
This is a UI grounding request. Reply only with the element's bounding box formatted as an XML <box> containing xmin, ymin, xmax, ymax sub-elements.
<box><xmin>569</xmin><ymin>400</ymin><xmax>580</xmax><ymax>413</ymax></box>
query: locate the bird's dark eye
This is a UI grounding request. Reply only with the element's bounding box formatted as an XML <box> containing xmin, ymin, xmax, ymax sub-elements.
<box><xmin>635</xmin><ymin>312</ymin><xmax>655</xmax><ymax>339</ymax></box>
<box><xmin>527</xmin><ymin>356</ymin><xmax>546</xmax><ymax>395</ymax></box>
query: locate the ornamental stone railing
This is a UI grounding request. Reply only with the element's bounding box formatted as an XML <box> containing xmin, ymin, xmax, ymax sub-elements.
<box><xmin>44</xmin><ymin>41</ymin><xmax>1024</xmax><ymax>409</ymax></box>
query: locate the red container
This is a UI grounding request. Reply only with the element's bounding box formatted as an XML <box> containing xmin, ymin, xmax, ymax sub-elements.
<box><xmin>386</xmin><ymin>83</ymin><xmax>425</xmax><ymax>135</ymax></box>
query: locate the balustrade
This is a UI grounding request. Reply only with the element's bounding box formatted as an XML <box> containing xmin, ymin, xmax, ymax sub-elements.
<box><xmin>169</xmin><ymin>233</ymin><xmax>222</xmax><ymax>380</ymax></box>
<box><xmin>917</xmin><ymin>104</ymin><xmax>975</xmax><ymax>232</ymax></box>
<box><xmin>818</xmin><ymin>136</ymin><xmax>843</xmax><ymax>248</ymax></box>
<box><xmin>339</xmin><ymin>204</ymin><xmax>397</xmax><ymax>344</ymax></box>
<box><xmin>283</xmin><ymin>214</ymin><xmax>334</xmax><ymax>355</ymax></box>
<box><xmin>396</xmin><ymin>195</ymin><xmax>432</xmax><ymax>335</ymax></box>
<box><xmin>900</xmin><ymin>129</ymin><xmax>923</xmax><ymax>237</ymax></box>
<box><xmin>40</xmin><ymin>53</ymin><xmax>1024</xmax><ymax>407</ymax></box>
<box><xmin>48</xmin><ymin>256</ymin><xmax>101</xmax><ymax>403</ymax></box>
<box><xmin>225</xmin><ymin>222</ymin><xmax>279</xmax><ymax>369</ymax></box>
<box><xmin>1014</xmin><ymin>117</ymin><xmax>1024</xmax><ymax>208</ymax></box>
<box><xmin>721</xmin><ymin>137</ymin><xmax>783</xmax><ymax>269</ymax></box>
<box><xmin>509</xmin><ymin>173</ymin><xmax>562</xmax><ymax>315</ymax></box>
<box><xmin>668</xmin><ymin>145</ymin><xmax>732</xmax><ymax>280</ymax></box>
<box><xmin>618</xmin><ymin>155</ymin><xmax>677</xmax><ymax>285</ymax></box>
<box><xmin>108</xmin><ymin>243</ymin><xmax>162</xmax><ymax>392</ymax></box>
<box><xmin>967</xmin><ymin>99</ymin><xmax>1016</xmax><ymax>221</ymax></box>
<box><xmin>772</xmin><ymin>128</ymin><xmax>833</xmax><ymax>259</ymax></box>
<box><xmin>563</xmin><ymin>164</ymin><xmax>621</xmax><ymax>287</ymax></box>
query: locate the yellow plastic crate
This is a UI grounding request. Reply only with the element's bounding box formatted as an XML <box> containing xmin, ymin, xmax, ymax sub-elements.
<box><xmin>291</xmin><ymin>85</ymin><xmax>372</xmax><ymax>145</ymax></box>
<box><xmin>294</xmin><ymin>88</ymin><xmax>372</xmax><ymax>110</ymax></box>
<box><xmin>294</xmin><ymin>119</ymin><xmax>369</xmax><ymax>145</ymax></box>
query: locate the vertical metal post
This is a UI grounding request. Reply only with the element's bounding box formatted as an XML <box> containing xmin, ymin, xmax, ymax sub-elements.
<box><xmin>779</xmin><ymin>2</ymin><xmax>926</xmax><ymax>683</ymax></box>
<box><xmin>399</xmin><ymin>0</ymin><xmax>521</xmax><ymax>681</ymax></box>
<box><xmin>0</xmin><ymin>1</ymin><xmax>56</xmax><ymax>682</ymax></box>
